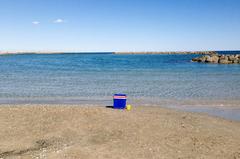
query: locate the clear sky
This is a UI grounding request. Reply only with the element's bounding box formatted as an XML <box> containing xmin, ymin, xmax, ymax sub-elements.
<box><xmin>0</xmin><ymin>0</ymin><xmax>240</xmax><ymax>52</ymax></box>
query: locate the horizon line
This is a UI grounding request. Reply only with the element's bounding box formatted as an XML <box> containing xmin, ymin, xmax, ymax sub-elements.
<box><xmin>1</xmin><ymin>50</ymin><xmax>240</xmax><ymax>53</ymax></box>
<box><xmin>0</xmin><ymin>50</ymin><xmax>240</xmax><ymax>56</ymax></box>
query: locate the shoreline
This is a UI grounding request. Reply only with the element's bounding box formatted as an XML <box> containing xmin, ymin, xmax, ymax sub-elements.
<box><xmin>1</xmin><ymin>98</ymin><xmax>240</xmax><ymax>121</ymax></box>
<box><xmin>0</xmin><ymin>105</ymin><xmax>239</xmax><ymax>158</ymax></box>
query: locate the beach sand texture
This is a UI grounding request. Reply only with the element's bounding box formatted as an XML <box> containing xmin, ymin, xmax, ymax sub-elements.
<box><xmin>0</xmin><ymin>105</ymin><xmax>240</xmax><ymax>159</ymax></box>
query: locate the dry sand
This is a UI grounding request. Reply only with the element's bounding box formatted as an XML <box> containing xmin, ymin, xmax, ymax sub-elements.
<box><xmin>0</xmin><ymin>105</ymin><xmax>240</xmax><ymax>159</ymax></box>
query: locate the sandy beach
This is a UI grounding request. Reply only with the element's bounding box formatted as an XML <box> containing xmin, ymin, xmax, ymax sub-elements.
<box><xmin>0</xmin><ymin>105</ymin><xmax>240</xmax><ymax>159</ymax></box>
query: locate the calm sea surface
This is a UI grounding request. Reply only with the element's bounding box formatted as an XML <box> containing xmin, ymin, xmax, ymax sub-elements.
<box><xmin>0</xmin><ymin>52</ymin><xmax>240</xmax><ymax>120</ymax></box>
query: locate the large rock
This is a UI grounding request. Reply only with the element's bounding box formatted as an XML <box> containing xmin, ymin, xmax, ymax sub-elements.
<box><xmin>192</xmin><ymin>57</ymin><xmax>199</xmax><ymax>62</ymax></box>
<box><xmin>233</xmin><ymin>60</ymin><xmax>239</xmax><ymax>64</ymax></box>
<box><xmin>228</xmin><ymin>55</ymin><xmax>235</xmax><ymax>61</ymax></box>
<box><xmin>205</xmin><ymin>55</ymin><xmax>212</xmax><ymax>62</ymax></box>
<box><xmin>200</xmin><ymin>56</ymin><xmax>207</xmax><ymax>62</ymax></box>
<box><xmin>219</xmin><ymin>55</ymin><xmax>225</xmax><ymax>60</ymax></box>
<box><xmin>204</xmin><ymin>55</ymin><xmax>219</xmax><ymax>63</ymax></box>
<box><xmin>219</xmin><ymin>59</ymin><xmax>230</xmax><ymax>64</ymax></box>
<box><xmin>211</xmin><ymin>55</ymin><xmax>219</xmax><ymax>63</ymax></box>
<box><xmin>219</xmin><ymin>59</ymin><xmax>232</xmax><ymax>64</ymax></box>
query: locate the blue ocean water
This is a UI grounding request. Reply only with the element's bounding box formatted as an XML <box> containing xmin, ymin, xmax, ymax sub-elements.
<box><xmin>0</xmin><ymin>53</ymin><xmax>240</xmax><ymax>105</ymax></box>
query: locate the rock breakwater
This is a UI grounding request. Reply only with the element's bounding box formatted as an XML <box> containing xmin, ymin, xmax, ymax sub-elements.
<box><xmin>115</xmin><ymin>51</ymin><xmax>217</xmax><ymax>55</ymax></box>
<box><xmin>192</xmin><ymin>54</ymin><xmax>240</xmax><ymax>64</ymax></box>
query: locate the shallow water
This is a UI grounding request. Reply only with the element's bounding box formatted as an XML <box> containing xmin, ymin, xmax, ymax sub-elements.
<box><xmin>164</xmin><ymin>104</ymin><xmax>240</xmax><ymax>121</ymax></box>
<box><xmin>0</xmin><ymin>53</ymin><xmax>240</xmax><ymax>120</ymax></box>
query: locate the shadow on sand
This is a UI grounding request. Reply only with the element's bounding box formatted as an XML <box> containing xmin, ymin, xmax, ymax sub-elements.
<box><xmin>105</xmin><ymin>106</ymin><xmax>114</xmax><ymax>109</ymax></box>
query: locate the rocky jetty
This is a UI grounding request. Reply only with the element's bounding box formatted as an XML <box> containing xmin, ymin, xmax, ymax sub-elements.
<box><xmin>192</xmin><ymin>54</ymin><xmax>240</xmax><ymax>64</ymax></box>
<box><xmin>115</xmin><ymin>51</ymin><xmax>217</xmax><ymax>55</ymax></box>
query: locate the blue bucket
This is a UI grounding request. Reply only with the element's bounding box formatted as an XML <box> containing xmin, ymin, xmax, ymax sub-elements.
<box><xmin>113</xmin><ymin>94</ymin><xmax>127</xmax><ymax>109</ymax></box>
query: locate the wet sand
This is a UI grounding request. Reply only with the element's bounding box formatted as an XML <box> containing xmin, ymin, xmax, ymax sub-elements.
<box><xmin>0</xmin><ymin>105</ymin><xmax>240</xmax><ymax>159</ymax></box>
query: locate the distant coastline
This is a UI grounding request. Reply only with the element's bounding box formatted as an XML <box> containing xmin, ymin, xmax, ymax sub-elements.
<box><xmin>0</xmin><ymin>51</ymin><xmax>218</xmax><ymax>55</ymax></box>
<box><xmin>1</xmin><ymin>50</ymin><xmax>240</xmax><ymax>55</ymax></box>
<box><xmin>0</xmin><ymin>51</ymin><xmax>113</xmax><ymax>55</ymax></box>
<box><xmin>114</xmin><ymin>51</ymin><xmax>217</xmax><ymax>55</ymax></box>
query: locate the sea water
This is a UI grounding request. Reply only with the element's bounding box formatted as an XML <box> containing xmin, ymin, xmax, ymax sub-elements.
<box><xmin>0</xmin><ymin>53</ymin><xmax>240</xmax><ymax>120</ymax></box>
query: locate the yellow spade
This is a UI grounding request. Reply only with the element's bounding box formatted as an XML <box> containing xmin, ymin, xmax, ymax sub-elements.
<box><xmin>126</xmin><ymin>104</ymin><xmax>132</xmax><ymax>111</ymax></box>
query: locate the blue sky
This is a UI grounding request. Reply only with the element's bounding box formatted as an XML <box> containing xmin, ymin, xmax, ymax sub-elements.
<box><xmin>0</xmin><ymin>0</ymin><xmax>240</xmax><ymax>52</ymax></box>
